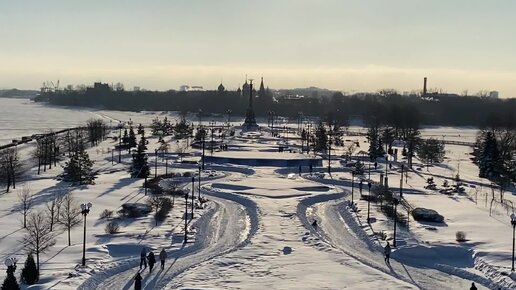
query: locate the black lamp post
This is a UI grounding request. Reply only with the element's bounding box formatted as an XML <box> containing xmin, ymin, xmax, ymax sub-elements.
<box><xmin>111</xmin><ymin>147</ymin><xmax>114</xmax><ymax>165</ymax></box>
<box><xmin>327</xmin><ymin>130</ymin><xmax>332</xmax><ymax>176</ymax></box>
<box><xmin>154</xmin><ymin>149</ymin><xmax>158</xmax><ymax>178</ymax></box>
<box><xmin>393</xmin><ymin>197</ymin><xmax>399</xmax><ymax>247</ymax></box>
<box><xmin>201</xmin><ymin>126</ymin><xmax>206</xmax><ymax>170</ymax></box>
<box><xmin>511</xmin><ymin>213</ymin><xmax>516</xmax><ymax>271</ymax></box>
<box><xmin>118</xmin><ymin>123</ymin><xmax>122</xmax><ymax>163</ymax></box>
<box><xmin>4</xmin><ymin>257</ymin><xmax>17</xmax><ymax>276</ymax></box>
<box><xmin>367</xmin><ymin>182</ymin><xmax>372</xmax><ymax>223</ymax></box>
<box><xmin>191</xmin><ymin>176</ymin><xmax>195</xmax><ymax>219</ymax></box>
<box><xmin>80</xmin><ymin>202</ymin><xmax>92</xmax><ymax>266</ymax></box>
<box><xmin>400</xmin><ymin>164</ymin><xmax>404</xmax><ymax>198</ymax></box>
<box><xmin>226</xmin><ymin>109</ymin><xmax>232</xmax><ymax>131</ymax></box>
<box><xmin>351</xmin><ymin>171</ymin><xmax>355</xmax><ymax>204</ymax></box>
<box><xmin>198</xmin><ymin>166</ymin><xmax>201</xmax><ymax>199</ymax></box>
<box><xmin>184</xmin><ymin>193</ymin><xmax>188</xmax><ymax>243</ymax></box>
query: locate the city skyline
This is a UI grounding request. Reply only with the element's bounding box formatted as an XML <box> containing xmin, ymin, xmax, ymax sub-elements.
<box><xmin>1</xmin><ymin>0</ymin><xmax>516</xmax><ymax>97</ymax></box>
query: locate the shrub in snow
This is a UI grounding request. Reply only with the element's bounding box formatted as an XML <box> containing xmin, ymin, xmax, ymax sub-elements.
<box><xmin>411</xmin><ymin>207</ymin><xmax>444</xmax><ymax>223</ymax></box>
<box><xmin>118</xmin><ymin>203</ymin><xmax>151</xmax><ymax>218</ymax></box>
<box><xmin>21</xmin><ymin>254</ymin><xmax>39</xmax><ymax>284</ymax></box>
<box><xmin>99</xmin><ymin>209</ymin><xmax>113</xmax><ymax>219</ymax></box>
<box><xmin>456</xmin><ymin>231</ymin><xmax>467</xmax><ymax>242</ymax></box>
<box><xmin>2</xmin><ymin>273</ymin><xmax>20</xmax><ymax>290</ymax></box>
<box><xmin>105</xmin><ymin>221</ymin><xmax>120</xmax><ymax>234</ymax></box>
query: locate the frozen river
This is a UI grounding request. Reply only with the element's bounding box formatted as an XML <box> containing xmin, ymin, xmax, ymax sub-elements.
<box><xmin>0</xmin><ymin>97</ymin><xmax>480</xmax><ymax>146</ymax></box>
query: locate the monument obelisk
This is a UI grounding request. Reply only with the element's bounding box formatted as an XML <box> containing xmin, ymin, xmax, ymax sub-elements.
<box><xmin>242</xmin><ymin>79</ymin><xmax>259</xmax><ymax>130</ymax></box>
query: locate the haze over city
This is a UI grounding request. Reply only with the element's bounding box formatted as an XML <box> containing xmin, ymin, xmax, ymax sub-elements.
<box><xmin>1</xmin><ymin>0</ymin><xmax>516</xmax><ymax>96</ymax></box>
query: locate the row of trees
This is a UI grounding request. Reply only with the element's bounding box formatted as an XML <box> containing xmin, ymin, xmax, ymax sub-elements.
<box><xmin>11</xmin><ymin>185</ymin><xmax>84</xmax><ymax>287</ymax></box>
<box><xmin>150</xmin><ymin>117</ymin><xmax>193</xmax><ymax>138</ymax></box>
<box><xmin>475</xmin><ymin>113</ymin><xmax>516</xmax><ymax>195</ymax></box>
<box><xmin>36</xmin><ymin>84</ymin><xmax>516</xmax><ymax>126</ymax></box>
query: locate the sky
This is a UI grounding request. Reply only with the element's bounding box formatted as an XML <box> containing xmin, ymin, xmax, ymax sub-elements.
<box><xmin>1</xmin><ymin>0</ymin><xmax>516</xmax><ymax>97</ymax></box>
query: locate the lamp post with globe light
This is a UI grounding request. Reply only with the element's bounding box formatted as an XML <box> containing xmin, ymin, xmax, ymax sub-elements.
<box><xmin>4</xmin><ymin>257</ymin><xmax>17</xmax><ymax>276</ymax></box>
<box><xmin>511</xmin><ymin>213</ymin><xmax>516</xmax><ymax>271</ymax></box>
<box><xmin>393</xmin><ymin>195</ymin><xmax>400</xmax><ymax>247</ymax></box>
<box><xmin>184</xmin><ymin>193</ymin><xmax>188</xmax><ymax>243</ymax></box>
<box><xmin>81</xmin><ymin>202</ymin><xmax>92</xmax><ymax>266</ymax></box>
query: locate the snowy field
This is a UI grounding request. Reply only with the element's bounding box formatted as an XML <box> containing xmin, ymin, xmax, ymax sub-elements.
<box><xmin>0</xmin><ymin>100</ymin><xmax>515</xmax><ymax>289</ymax></box>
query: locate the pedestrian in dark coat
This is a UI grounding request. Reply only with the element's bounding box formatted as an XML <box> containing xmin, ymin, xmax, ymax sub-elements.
<box><xmin>147</xmin><ymin>251</ymin><xmax>156</xmax><ymax>272</ymax></box>
<box><xmin>384</xmin><ymin>242</ymin><xmax>391</xmax><ymax>264</ymax></box>
<box><xmin>159</xmin><ymin>248</ymin><xmax>167</xmax><ymax>270</ymax></box>
<box><xmin>470</xmin><ymin>282</ymin><xmax>477</xmax><ymax>290</ymax></box>
<box><xmin>139</xmin><ymin>247</ymin><xmax>147</xmax><ymax>269</ymax></box>
<box><xmin>134</xmin><ymin>272</ymin><xmax>142</xmax><ymax>290</ymax></box>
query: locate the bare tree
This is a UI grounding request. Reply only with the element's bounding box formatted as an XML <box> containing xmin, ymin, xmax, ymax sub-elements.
<box><xmin>147</xmin><ymin>196</ymin><xmax>164</xmax><ymax>226</ymax></box>
<box><xmin>1</xmin><ymin>148</ymin><xmax>20</xmax><ymax>191</ymax></box>
<box><xmin>58</xmin><ymin>192</ymin><xmax>81</xmax><ymax>246</ymax></box>
<box><xmin>21</xmin><ymin>210</ymin><xmax>56</xmax><ymax>272</ymax></box>
<box><xmin>18</xmin><ymin>184</ymin><xmax>34</xmax><ymax>228</ymax></box>
<box><xmin>46</xmin><ymin>194</ymin><xmax>63</xmax><ymax>232</ymax></box>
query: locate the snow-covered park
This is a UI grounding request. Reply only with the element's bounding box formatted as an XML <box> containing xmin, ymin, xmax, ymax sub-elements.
<box><xmin>0</xmin><ymin>103</ymin><xmax>515</xmax><ymax>289</ymax></box>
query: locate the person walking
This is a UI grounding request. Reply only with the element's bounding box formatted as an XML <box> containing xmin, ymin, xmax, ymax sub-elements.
<box><xmin>159</xmin><ymin>248</ymin><xmax>167</xmax><ymax>270</ymax></box>
<box><xmin>470</xmin><ymin>282</ymin><xmax>477</xmax><ymax>290</ymax></box>
<box><xmin>384</xmin><ymin>242</ymin><xmax>392</xmax><ymax>264</ymax></box>
<box><xmin>139</xmin><ymin>247</ymin><xmax>147</xmax><ymax>269</ymax></box>
<box><xmin>147</xmin><ymin>251</ymin><xmax>156</xmax><ymax>272</ymax></box>
<box><xmin>134</xmin><ymin>272</ymin><xmax>142</xmax><ymax>290</ymax></box>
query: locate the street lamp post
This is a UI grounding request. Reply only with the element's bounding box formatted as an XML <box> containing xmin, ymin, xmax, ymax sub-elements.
<box><xmin>328</xmin><ymin>130</ymin><xmax>332</xmax><ymax>176</ymax></box>
<box><xmin>201</xmin><ymin>126</ymin><xmax>206</xmax><ymax>170</ymax></box>
<box><xmin>511</xmin><ymin>214</ymin><xmax>516</xmax><ymax>271</ymax></box>
<box><xmin>154</xmin><ymin>149</ymin><xmax>158</xmax><ymax>178</ymax></box>
<box><xmin>226</xmin><ymin>109</ymin><xmax>232</xmax><ymax>131</ymax></box>
<box><xmin>4</xmin><ymin>257</ymin><xmax>17</xmax><ymax>276</ymax></box>
<box><xmin>111</xmin><ymin>147</ymin><xmax>114</xmax><ymax>165</ymax></box>
<box><xmin>367</xmin><ymin>182</ymin><xmax>372</xmax><ymax>223</ymax></box>
<box><xmin>191</xmin><ymin>176</ymin><xmax>195</xmax><ymax>219</ymax></box>
<box><xmin>198</xmin><ymin>166</ymin><xmax>202</xmax><ymax>199</ymax></box>
<box><xmin>118</xmin><ymin>123</ymin><xmax>122</xmax><ymax>163</ymax></box>
<box><xmin>393</xmin><ymin>197</ymin><xmax>399</xmax><ymax>247</ymax></box>
<box><xmin>400</xmin><ymin>164</ymin><xmax>404</xmax><ymax>198</ymax></box>
<box><xmin>80</xmin><ymin>202</ymin><xmax>92</xmax><ymax>266</ymax></box>
<box><xmin>184</xmin><ymin>193</ymin><xmax>188</xmax><ymax>243</ymax></box>
<box><xmin>351</xmin><ymin>171</ymin><xmax>355</xmax><ymax>204</ymax></box>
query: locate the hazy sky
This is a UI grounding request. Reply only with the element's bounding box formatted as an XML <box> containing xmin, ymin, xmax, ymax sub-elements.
<box><xmin>1</xmin><ymin>0</ymin><xmax>516</xmax><ymax>96</ymax></box>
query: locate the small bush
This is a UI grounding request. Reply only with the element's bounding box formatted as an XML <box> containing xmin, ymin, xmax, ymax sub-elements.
<box><xmin>155</xmin><ymin>197</ymin><xmax>173</xmax><ymax>223</ymax></box>
<box><xmin>183</xmin><ymin>171</ymin><xmax>193</xmax><ymax>177</ymax></box>
<box><xmin>99</xmin><ymin>209</ymin><xmax>113</xmax><ymax>219</ymax></box>
<box><xmin>105</xmin><ymin>221</ymin><xmax>120</xmax><ymax>234</ymax></box>
<box><xmin>456</xmin><ymin>231</ymin><xmax>466</xmax><ymax>242</ymax></box>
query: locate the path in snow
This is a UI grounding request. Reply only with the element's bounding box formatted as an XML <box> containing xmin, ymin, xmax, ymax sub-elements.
<box><xmin>78</xmin><ymin>182</ymin><xmax>256</xmax><ymax>290</ymax></box>
<box><xmin>301</xmin><ymin>192</ymin><xmax>487</xmax><ymax>290</ymax></box>
<box><xmin>164</xmin><ymin>171</ymin><xmax>417</xmax><ymax>290</ymax></box>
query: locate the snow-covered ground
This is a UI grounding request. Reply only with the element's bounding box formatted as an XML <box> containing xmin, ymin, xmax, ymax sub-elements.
<box><xmin>0</xmin><ymin>101</ymin><xmax>515</xmax><ymax>289</ymax></box>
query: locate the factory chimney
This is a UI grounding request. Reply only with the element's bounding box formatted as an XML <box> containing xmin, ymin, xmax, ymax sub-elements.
<box><xmin>423</xmin><ymin>77</ymin><xmax>427</xmax><ymax>96</ymax></box>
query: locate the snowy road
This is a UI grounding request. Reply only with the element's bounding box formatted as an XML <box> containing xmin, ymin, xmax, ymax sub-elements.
<box><xmin>300</xmin><ymin>191</ymin><xmax>488</xmax><ymax>290</ymax></box>
<box><xmin>164</xmin><ymin>171</ymin><xmax>419</xmax><ymax>289</ymax></box>
<box><xmin>77</xmin><ymin>186</ymin><xmax>256</xmax><ymax>290</ymax></box>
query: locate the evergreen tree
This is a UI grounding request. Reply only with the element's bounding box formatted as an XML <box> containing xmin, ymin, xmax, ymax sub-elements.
<box><xmin>137</xmin><ymin>124</ymin><xmax>145</xmax><ymax>135</ymax></box>
<box><xmin>132</xmin><ymin>137</ymin><xmax>150</xmax><ymax>178</ymax></box>
<box><xmin>478</xmin><ymin>131</ymin><xmax>501</xmax><ymax>178</ymax></box>
<box><xmin>314</xmin><ymin>122</ymin><xmax>328</xmax><ymax>152</ymax></box>
<box><xmin>128</xmin><ymin>126</ymin><xmax>137</xmax><ymax>148</ymax></box>
<box><xmin>1</xmin><ymin>273</ymin><xmax>20</xmax><ymax>290</ymax></box>
<box><xmin>367</xmin><ymin>126</ymin><xmax>384</xmax><ymax>160</ymax></box>
<box><xmin>353</xmin><ymin>160</ymin><xmax>365</xmax><ymax>176</ymax></box>
<box><xmin>62</xmin><ymin>148</ymin><xmax>94</xmax><ymax>184</ymax></box>
<box><xmin>417</xmin><ymin>138</ymin><xmax>445</xmax><ymax>169</ymax></box>
<box><xmin>122</xmin><ymin>129</ymin><xmax>129</xmax><ymax>144</ymax></box>
<box><xmin>21</xmin><ymin>254</ymin><xmax>38</xmax><ymax>285</ymax></box>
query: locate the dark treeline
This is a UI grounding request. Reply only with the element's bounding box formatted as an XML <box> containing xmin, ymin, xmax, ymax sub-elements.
<box><xmin>34</xmin><ymin>85</ymin><xmax>516</xmax><ymax>126</ymax></box>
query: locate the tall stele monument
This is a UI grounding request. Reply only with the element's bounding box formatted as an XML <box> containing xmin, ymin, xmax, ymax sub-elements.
<box><xmin>242</xmin><ymin>79</ymin><xmax>259</xmax><ymax>130</ymax></box>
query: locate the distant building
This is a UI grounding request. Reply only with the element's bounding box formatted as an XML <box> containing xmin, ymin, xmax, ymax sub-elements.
<box><xmin>489</xmin><ymin>91</ymin><xmax>499</xmax><ymax>99</ymax></box>
<box><xmin>179</xmin><ymin>85</ymin><xmax>204</xmax><ymax>92</ymax></box>
<box><xmin>86</xmin><ymin>82</ymin><xmax>111</xmax><ymax>94</ymax></box>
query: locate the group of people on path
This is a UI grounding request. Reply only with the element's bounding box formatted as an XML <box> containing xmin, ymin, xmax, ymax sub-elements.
<box><xmin>134</xmin><ymin>247</ymin><xmax>168</xmax><ymax>290</ymax></box>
